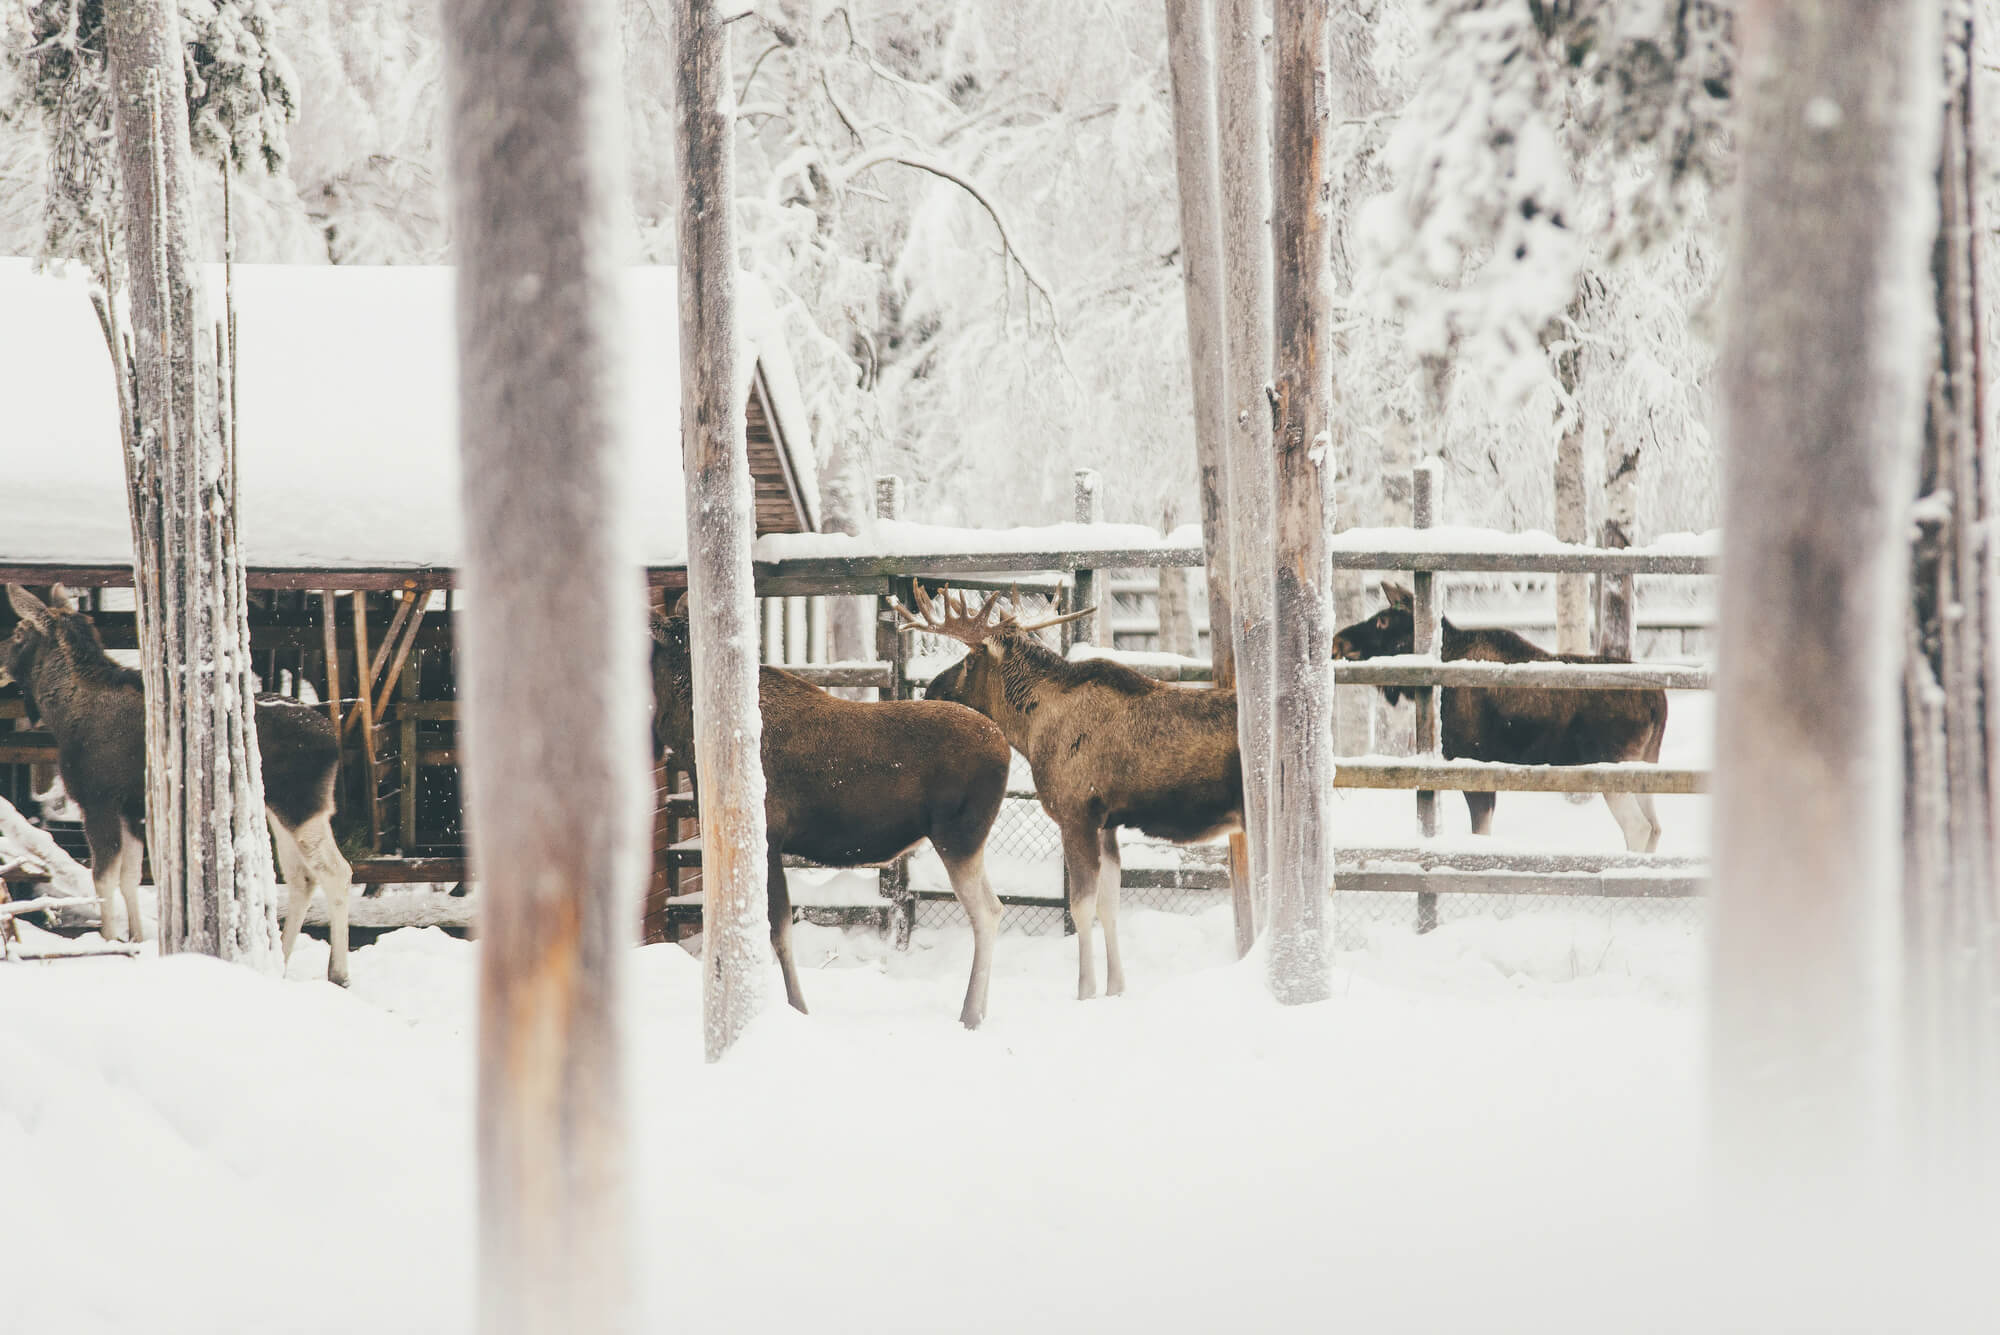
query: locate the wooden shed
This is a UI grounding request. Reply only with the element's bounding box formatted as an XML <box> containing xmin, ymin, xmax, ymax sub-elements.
<box><xmin>0</xmin><ymin>259</ymin><xmax>819</xmax><ymax>938</ymax></box>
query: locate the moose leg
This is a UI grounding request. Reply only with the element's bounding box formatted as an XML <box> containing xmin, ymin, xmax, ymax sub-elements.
<box><xmin>1603</xmin><ymin>792</ymin><xmax>1661</xmax><ymax>854</ymax></box>
<box><xmin>81</xmin><ymin>808</ymin><xmax>125</xmax><ymax>942</ymax></box>
<box><xmin>270</xmin><ymin>815</ymin><xmax>313</xmax><ymax>968</ymax></box>
<box><xmin>767</xmin><ymin>846</ymin><xmax>807</xmax><ymax>1014</ymax></box>
<box><xmin>118</xmin><ymin>820</ymin><xmax>146</xmax><ymax>944</ymax></box>
<box><xmin>1060</xmin><ymin>825</ymin><xmax>1102</xmax><ymax>1000</ymax></box>
<box><xmin>1096</xmin><ymin>828</ymin><xmax>1125</xmax><ymax>997</ymax></box>
<box><xmin>291</xmin><ymin>813</ymin><xmax>354</xmax><ymax>986</ymax></box>
<box><xmin>1463</xmin><ymin>791</ymin><xmax>1497</xmax><ymax>836</ymax></box>
<box><xmin>938</xmin><ymin>846</ymin><xmax>1002</xmax><ymax>1029</ymax></box>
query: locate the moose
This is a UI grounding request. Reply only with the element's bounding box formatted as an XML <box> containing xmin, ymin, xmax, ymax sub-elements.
<box><xmin>904</xmin><ymin>586</ymin><xmax>1242</xmax><ymax>1002</ymax></box>
<box><xmin>2</xmin><ymin>586</ymin><xmax>354</xmax><ymax>979</ymax></box>
<box><xmin>1331</xmin><ymin>581</ymin><xmax>1668</xmax><ymax>852</ymax></box>
<box><xmin>649</xmin><ymin>607</ymin><xmax>1012</xmax><ymax>1028</ymax></box>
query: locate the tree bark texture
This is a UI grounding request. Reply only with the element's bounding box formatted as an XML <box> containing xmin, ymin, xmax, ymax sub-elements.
<box><xmin>1902</xmin><ymin>1</ymin><xmax>1999</xmax><ymax>1186</ymax></box>
<box><xmin>105</xmin><ymin>0</ymin><xmax>277</xmax><ymax>967</ymax></box>
<box><xmin>441</xmin><ymin>0</ymin><xmax>644</xmax><ymax>1328</ymax></box>
<box><xmin>1265</xmin><ymin>0</ymin><xmax>1333</xmax><ymax>1004</ymax></box>
<box><xmin>1164</xmin><ymin>0</ymin><xmax>1254</xmax><ymax>956</ymax></box>
<box><xmin>1598</xmin><ymin>433</ymin><xmax>1639</xmax><ymax>658</ymax></box>
<box><xmin>1155</xmin><ymin>501</ymin><xmax>1198</xmax><ymax>657</ymax></box>
<box><xmin>674</xmin><ymin>0</ymin><xmax>773</xmax><ymax>1062</ymax></box>
<box><xmin>1214</xmin><ymin>0</ymin><xmax>1276</xmax><ymax>937</ymax></box>
<box><xmin>1554</xmin><ymin>415</ymin><xmax>1592</xmax><ymax>654</ymax></box>
<box><xmin>1710</xmin><ymin>0</ymin><xmax>1939</xmax><ymax>1193</ymax></box>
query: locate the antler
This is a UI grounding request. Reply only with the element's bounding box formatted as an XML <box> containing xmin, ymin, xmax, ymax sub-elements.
<box><xmin>891</xmin><ymin>581</ymin><xmax>1098</xmax><ymax>643</ymax></box>
<box><xmin>889</xmin><ymin>582</ymin><xmax>1007</xmax><ymax>646</ymax></box>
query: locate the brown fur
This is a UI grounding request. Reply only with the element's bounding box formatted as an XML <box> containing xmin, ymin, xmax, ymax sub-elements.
<box><xmin>650</xmin><ymin>613</ymin><xmax>1012</xmax><ymax>1028</ymax></box>
<box><xmin>926</xmin><ymin>626</ymin><xmax>1243</xmax><ymax>999</ymax></box>
<box><xmin>3</xmin><ymin>586</ymin><xmax>353</xmax><ymax>974</ymax></box>
<box><xmin>1331</xmin><ymin>583</ymin><xmax>1667</xmax><ymax>850</ymax></box>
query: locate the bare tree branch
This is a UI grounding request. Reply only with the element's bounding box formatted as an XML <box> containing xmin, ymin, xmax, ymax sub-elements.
<box><xmin>833</xmin><ymin>146</ymin><xmax>1065</xmax><ymax>333</ymax></box>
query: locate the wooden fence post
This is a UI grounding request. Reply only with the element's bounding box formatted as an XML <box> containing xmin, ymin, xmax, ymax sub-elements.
<box><xmin>1412</xmin><ymin>462</ymin><xmax>1442</xmax><ymax>934</ymax></box>
<box><xmin>1069</xmin><ymin>468</ymin><xmax>1104</xmax><ymax>650</ymax></box>
<box><xmin>1265</xmin><ymin>0</ymin><xmax>1334</xmax><ymax>1003</ymax></box>
<box><xmin>874</xmin><ymin>475</ymin><xmax>913</xmax><ymax>946</ymax></box>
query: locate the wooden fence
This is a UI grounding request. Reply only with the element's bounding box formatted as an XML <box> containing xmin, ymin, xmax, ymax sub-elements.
<box><xmin>5</xmin><ymin>467</ymin><xmax>1719</xmax><ymax>938</ymax></box>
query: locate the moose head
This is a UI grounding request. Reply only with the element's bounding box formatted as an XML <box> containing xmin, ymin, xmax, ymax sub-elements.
<box><xmin>894</xmin><ymin>583</ymin><xmax>1093</xmax><ymax>724</ymax></box>
<box><xmin>2</xmin><ymin>585</ymin><xmax>90</xmax><ymax>719</ymax></box>
<box><xmin>1330</xmin><ymin>581</ymin><xmax>1422</xmax><ymax>705</ymax></box>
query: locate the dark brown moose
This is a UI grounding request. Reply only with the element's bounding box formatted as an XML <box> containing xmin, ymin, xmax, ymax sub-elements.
<box><xmin>908</xmin><ymin>586</ymin><xmax>1243</xmax><ymax>1001</ymax></box>
<box><xmin>649</xmin><ymin>609</ymin><xmax>1011</xmax><ymax>1029</ymax></box>
<box><xmin>1331</xmin><ymin>582</ymin><xmax>1667</xmax><ymax>851</ymax></box>
<box><xmin>2</xmin><ymin>585</ymin><xmax>353</xmax><ymax>978</ymax></box>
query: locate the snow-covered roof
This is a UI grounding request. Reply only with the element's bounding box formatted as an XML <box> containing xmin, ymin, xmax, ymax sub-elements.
<box><xmin>0</xmin><ymin>259</ymin><xmax>818</xmax><ymax>574</ymax></box>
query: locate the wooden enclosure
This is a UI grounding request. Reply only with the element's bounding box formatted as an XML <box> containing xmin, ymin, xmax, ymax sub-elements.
<box><xmin>6</xmin><ymin>464</ymin><xmax>1719</xmax><ymax>941</ymax></box>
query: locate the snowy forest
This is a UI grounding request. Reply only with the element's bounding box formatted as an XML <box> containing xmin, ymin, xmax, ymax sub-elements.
<box><xmin>4</xmin><ymin>1</ymin><xmax>2000</xmax><ymax>1332</ymax></box>
<box><xmin>2</xmin><ymin>0</ymin><xmax>1790</xmax><ymax>544</ymax></box>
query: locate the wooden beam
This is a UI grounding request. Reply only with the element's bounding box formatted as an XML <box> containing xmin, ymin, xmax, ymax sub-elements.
<box><xmin>320</xmin><ymin>589</ymin><xmax>342</xmax><ymax>736</ymax></box>
<box><xmin>1334</xmin><ymin>660</ymin><xmax>1710</xmax><ymax>691</ymax></box>
<box><xmin>1335</xmin><ymin>759</ymin><xmax>1708</xmax><ymax>795</ymax></box>
<box><xmin>350</xmin><ymin>590</ymin><xmax>380</xmax><ymax>848</ymax></box>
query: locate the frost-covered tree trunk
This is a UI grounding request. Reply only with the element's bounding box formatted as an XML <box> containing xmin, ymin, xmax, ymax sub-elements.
<box><xmin>1709</xmin><ymin>0</ymin><xmax>1938</xmax><ymax>1192</ymax></box>
<box><xmin>1902</xmin><ymin>0</ymin><xmax>1999</xmax><ymax>1186</ymax></box>
<box><xmin>1599</xmin><ymin>433</ymin><xmax>1639</xmax><ymax>658</ymax></box>
<box><xmin>1553</xmin><ymin>312</ymin><xmax>1592</xmax><ymax>654</ymax></box>
<box><xmin>676</xmin><ymin>0</ymin><xmax>771</xmax><ymax>1061</ymax></box>
<box><xmin>442</xmin><ymin>0</ymin><xmax>645</xmax><ymax>1326</ymax></box>
<box><xmin>1265</xmin><ymin>0</ymin><xmax>1333</xmax><ymax>1005</ymax></box>
<box><xmin>1214</xmin><ymin>0</ymin><xmax>1276</xmax><ymax>934</ymax></box>
<box><xmin>105</xmin><ymin>0</ymin><xmax>277</xmax><ymax>966</ymax></box>
<box><xmin>1164</xmin><ymin>0</ymin><xmax>1254</xmax><ymax>955</ymax></box>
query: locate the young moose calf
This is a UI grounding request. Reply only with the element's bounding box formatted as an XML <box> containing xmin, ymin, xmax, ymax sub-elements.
<box><xmin>649</xmin><ymin>611</ymin><xmax>1011</xmax><ymax>1028</ymax></box>
<box><xmin>1331</xmin><ymin>582</ymin><xmax>1668</xmax><ymax>852</ymax></box>
<box><xmin>2</xmin><ymin>586</ymin><xmax>352</xmax><ymax>978</ymax></box>
<box><xmin>909</xmin><ymin>587</ymin><xmax>1243</xmax><ymax>1001</ymax></box>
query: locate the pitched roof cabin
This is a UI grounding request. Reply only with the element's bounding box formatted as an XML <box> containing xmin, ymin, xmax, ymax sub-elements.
<box><xmin>0</xmin><ymin>260</ymin><xmax>820</xmax><ymax>936</ymax></box>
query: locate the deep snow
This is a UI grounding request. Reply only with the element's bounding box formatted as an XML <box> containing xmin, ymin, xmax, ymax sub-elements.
<box><xmin>3</xmin><ymin>897</ymin><xmax>1991</xmax><ymax>1335</ymax></box>
<box><xmin>3</xmin><ymin>687</ymin><xmax>1989</xmax><ymax>1333</ymax></box>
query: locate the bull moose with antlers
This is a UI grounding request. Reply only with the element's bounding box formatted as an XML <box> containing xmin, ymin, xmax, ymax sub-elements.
<box><xmin>901</xmin><ymin>586</ymin><xmax>1243</xmax><ymax>1001</ymax></box>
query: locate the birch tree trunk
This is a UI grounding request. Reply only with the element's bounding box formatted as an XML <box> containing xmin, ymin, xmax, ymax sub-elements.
<box><xmin>442</xmin><ymin>0</ymin><xmax>644</xmax><ymax>1327</ymax></box>
<box><xmin>1214</xmin><ymin>0</ymin><xmax>1277</xmax><ymax>936</ymax></box>
<box><xmin>1710</xmin><ymin>0</ymin><xmax>1938</xmax><ymax>1193</ymax></box>
<box><xmin>675</xmin><ymin>0</ymin><xmax>772</xmax><ymax>1062</ymax></box>
<box><xmin>1265</xmin><ymin>0</ymin><xmax>1333</xmax><ymax>1004</ymax></box>
<box><xmin>1903</xmin><ymin>1</ymin><xmax>1999</xmax><ymax>1186</ymax></box>
<box><xmin>1164</xmin><ymin>0</ymin><xmax>1254</xmax><ymax>956</ymax></box>
<box><xmin>105</xmin><ymin>0</ymin><xmax>277</xmax><ymax>966</ymax></box>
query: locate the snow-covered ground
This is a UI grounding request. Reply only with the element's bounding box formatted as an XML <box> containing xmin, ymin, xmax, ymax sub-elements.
<box><xmin>3</xmin><ymin>895</ymin><xmax>1990</xmax><ymax>1334</ymax></box>
<box><xmin>5</xmin><ymin>689</ymin><xmax>1989</xmax><ymax>1333</ymax></box>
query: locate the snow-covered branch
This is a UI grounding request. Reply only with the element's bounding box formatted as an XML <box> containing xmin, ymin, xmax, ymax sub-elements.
<box><xmin>833</xmin><ymin>146</ymin><xmax>1065</xmax><ymax>331</ymax></box>
<box><xmin>0</xmin><ymin>797</ymin><xmax>95</xmax><ymax>903</ymax></box>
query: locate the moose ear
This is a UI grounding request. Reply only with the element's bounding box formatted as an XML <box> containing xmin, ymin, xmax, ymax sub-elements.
<box><xmin>47</xmin><ymin>583</ymin><xmax>77</xmax><ymax>612</ymax></box>
<box><xmin>8</xmin><ymin>585</ymin><xmax>49</xmax><ymax>623</ymax></box>
<box><xmin>667</xmin><ymin>592</ymin><xmax>690</xmax><ymax>619</ymax></box>
<box><xmin>1381</xmin><ymin>581</ymin><xmax>1414</xmax><ymax>611</ymax></box>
